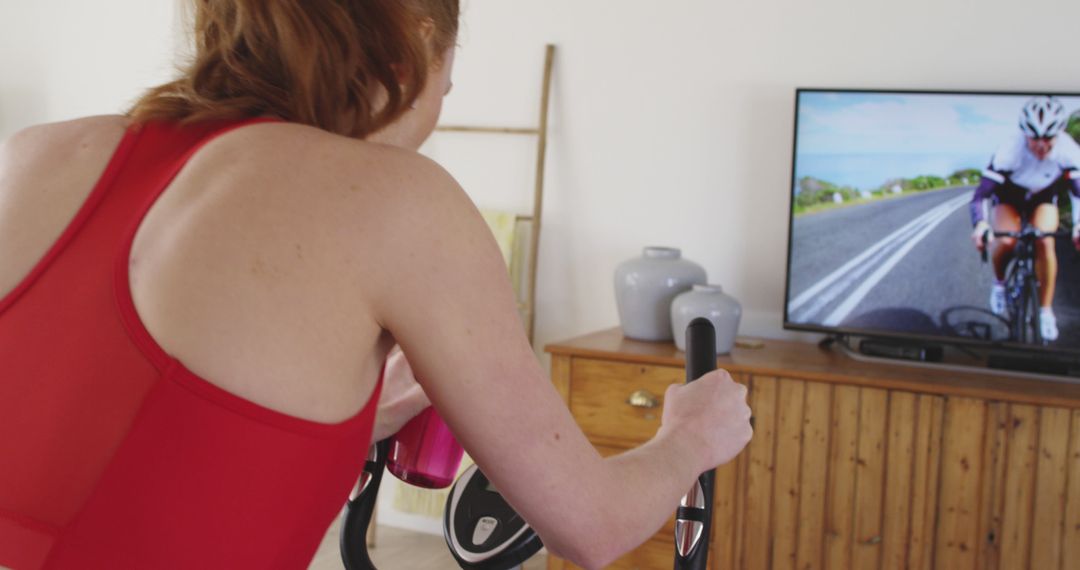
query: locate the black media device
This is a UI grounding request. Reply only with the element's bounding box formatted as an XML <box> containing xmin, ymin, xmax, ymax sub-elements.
<box><xmin>987</xmin><ymin>350</ymin><xmax>1080</xmax><ymax>377</ymax></box>
<box><xmin>444</xmin><ymin>465</ymin><xmax>542</xmax><ymax>570</ymax></box>
<box><xmin>858</xmin><ymin>338</ymin><xmax>944</xmax><ymax>362</ymax></box>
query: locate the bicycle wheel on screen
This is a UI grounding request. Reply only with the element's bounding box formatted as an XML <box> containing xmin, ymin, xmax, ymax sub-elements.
<box><xmin>1004</xmin><ymin>261</ymin><xmax>1024</xmax><ymax>343</ymax></box>
<box><xmin>1019</xmin><ymin>274</ymin><xmax>1042</xmax><ymax>344</ymax></box>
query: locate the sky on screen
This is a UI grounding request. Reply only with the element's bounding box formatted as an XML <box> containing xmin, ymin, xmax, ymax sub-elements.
<box><xmin>794</xmin><ymin>91</ymin><xmax>1080</xmax><ymax>189</ymax></box>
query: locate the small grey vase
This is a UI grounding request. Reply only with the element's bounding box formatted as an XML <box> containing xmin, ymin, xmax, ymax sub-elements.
<box><xmin>614</xmin><ymin>247</ymin><xmax>707</xmax><ymax>341</ymax></box>
<box><xmin>671</xmin><ymin>284</ymin><xmax>742</xmax><ymax>354</ymax></box>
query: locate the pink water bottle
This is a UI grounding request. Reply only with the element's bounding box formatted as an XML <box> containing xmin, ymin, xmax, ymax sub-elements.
<box><xmin>386</xmin><ymin>406</ymin><xmax>464</xmax><ymax>489</ymax></box>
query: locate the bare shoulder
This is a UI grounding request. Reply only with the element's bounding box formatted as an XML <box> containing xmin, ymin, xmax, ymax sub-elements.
<box><xmin>2</xmin><ymin>114</ymin><xmax>129</xmax><ymax>147</ymax></box>
<box><xmin>0</xmin><ymin>115</ymin><xmax>129</xmax><ymax>175</ymax></box>
<box><xmin>195</xmin><ymin>121</ymin><xmax>477</xmax><ymax>238</ymax></box>
<box><xmin>0</xmin><ymin>114</ymin><xmax>130</xmax><ymax>212</ymax></box>
<box><xmin>151</xmin><ymin>120</ymin><xmax>489</xmax><ymax>309</ymax></box>
<box><xmin>207</xmin><ymin>121</ymin><xmax>463</xmax><ymax>202</ymax></box>
<box><xmin>202</xmin><ymin>123</ymin><xmax>507</xmax><ymax>325</ymax></box>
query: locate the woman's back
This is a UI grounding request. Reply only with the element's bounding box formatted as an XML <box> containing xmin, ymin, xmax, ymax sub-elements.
<box><xmin>0</xmin><ymin>116</ymin><xmax>411</xmax><ymax>568</ymax></box>
<box><xmin>1</xmin><ymin>115</ymin><xmax>400</xmax><ymax>420</ymax></box>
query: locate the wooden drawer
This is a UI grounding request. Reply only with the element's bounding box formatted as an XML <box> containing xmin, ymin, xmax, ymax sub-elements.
<box><xmin>568</xmin><ymin>359</ymin><xmax>682</xmax><ymax>446</ymax></box>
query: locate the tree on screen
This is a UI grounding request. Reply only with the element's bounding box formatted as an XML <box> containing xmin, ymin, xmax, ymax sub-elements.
<box><xmin>1068</xmin><ymin>110</ymin><xmax>1080</xmax><ymax>145</ymax></box>
<box><xmin>1064</xmin><ymin>111</ymin><xmax>1080</xmax><ymax>228</ymax></box>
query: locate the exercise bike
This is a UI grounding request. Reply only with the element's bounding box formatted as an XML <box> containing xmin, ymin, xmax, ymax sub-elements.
<box><xmin>340</xmin><ymin>318</ymin><xmax>720</xmax><ymax>570</ymax></box>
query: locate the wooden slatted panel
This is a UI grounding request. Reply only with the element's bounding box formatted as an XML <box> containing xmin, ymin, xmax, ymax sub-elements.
<box><xmin>1064</xmin><ymin>410</ymin><xmax>1080</xmax><ymax>568</ymax></box>
<box><xmin>998</xmin><ymin>405</ymin><xmax>1038</xmax><ymax>569</ymax></box>
<box><xmin>934</xmin><ymin>397</ymin><xmax>986</xmax><ymax>570</ymax></box>
<box><xmin>976</xmin><ymin>402</ymin><xmax>1009</xmax><ymax>570</ymax></box>
<box><xmin>771</xmin><ymin>380</ymin><xmax>806</xmax><ymax>570</ymax></box>
<box><xmin>823</xmin><ymin>385</ymin><xmax>860</xmax><ymax>569</ymax></box>
<box><xmin>741</xmin><ymin>376</ymin><xmax>778</xmax><ymax>570</ymax></box>
<box><xmin>851</xmin><ymin>388</ymin><xmax>888</xmax><ymax>570</ymax></box>
<box><xmin>1030</xmin><ymin>407</ymin><xmax>1071</xmax><ymax>570</ymax></box>
<box><xmin>711</xmin><ymin>371</ymin><xmax>749</xmax><ymax>570</ymax></box>
<box><xmin>795</xmin><ymin>382</ymin><xmax>832</xmax><ymax>570</ymax></box>
<box><xmin>711</xmin><ymin>449</ymin><xmax>742</xmax><ymax>570</ymax></box>
<box><xmin>908</xmin><ymin>395</ymin><xmax>945</xmax><ymax>570</ymax></box>
<box><xmin>881</xmin><ymin>391</ymin><xmax>917</xmax><ymax>570</ymax></box>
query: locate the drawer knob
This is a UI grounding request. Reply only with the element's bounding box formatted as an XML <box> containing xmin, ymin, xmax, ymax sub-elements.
<box><xmin>627</xmin><ymin>389</ymin><xmax>659</xmax><ymax>409</ymax></box>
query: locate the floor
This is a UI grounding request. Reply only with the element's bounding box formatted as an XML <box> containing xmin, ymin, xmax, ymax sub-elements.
<box><xmin>309</xmin><ymin>519</ymin><xmax>548</xmax><ymax>570</ymax></box>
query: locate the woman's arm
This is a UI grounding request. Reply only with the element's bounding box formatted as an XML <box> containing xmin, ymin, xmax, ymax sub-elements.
<box><xmin>357</xmin><ymin>150</ymin><xmax>751</xmax><ymax>570</ymax></box>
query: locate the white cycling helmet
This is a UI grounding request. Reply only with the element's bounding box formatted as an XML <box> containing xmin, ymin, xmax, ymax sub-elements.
<box><xmin>1018</xmin><ymin>96</ymin><xmax>1067</xmax><ymax>139</ymax></box>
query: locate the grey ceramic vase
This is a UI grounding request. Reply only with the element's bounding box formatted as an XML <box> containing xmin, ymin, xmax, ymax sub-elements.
<box><xmin>671</xmin><ymin>284</ymin><xmax>743</xmax><ymax>354</ymax></box>
<box><xmin>614</xmin><ymin>247</ymin><xmax>707</xmax><ymax>341</ymax></box>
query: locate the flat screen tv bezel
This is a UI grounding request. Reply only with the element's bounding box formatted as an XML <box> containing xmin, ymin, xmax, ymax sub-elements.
<box><xmin>782</xmin><ymin>87</ymin><xmax>1080</xmax><ymax>357</ymax></box>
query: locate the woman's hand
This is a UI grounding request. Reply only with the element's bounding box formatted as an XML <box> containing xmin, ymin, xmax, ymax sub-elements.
<box><xmin>658</xmin><ymin>369</ymin><xmax>752</xmax><ymax>474</ymax></box>
<box><xmin>1072</xmin><ymin>225</ymin><xmax>1080</xmax><ymax>251</ymax></box>
<box><xmin>371</xmin><ymin>345</ymin><xmax>431</xmax><ymax>442</ymax></box>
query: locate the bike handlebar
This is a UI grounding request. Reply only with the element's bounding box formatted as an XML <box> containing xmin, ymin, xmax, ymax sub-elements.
<box><xmin>674</xmin><ymin>318</ymin><xmax>718</xmax><ymax>570</ymax></box>
<box><xmin>987</xmin><ymin>229</ymin><xmax>1072</xmax><ymax>239</ymax></box>
<box><xmin>980</xmin><ymin>228</ymin><xmax>1076</xmax><ymax>263</ymax></box>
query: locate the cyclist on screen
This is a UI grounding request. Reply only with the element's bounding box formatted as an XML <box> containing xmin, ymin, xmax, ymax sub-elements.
<box><xmin>969</xmin><ymin>96</ymin><xmax>1080</xmax><ymax>342</ymax></box>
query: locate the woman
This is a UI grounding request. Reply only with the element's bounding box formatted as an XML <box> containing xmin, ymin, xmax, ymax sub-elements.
<box><xmin>969</xmin><ymin>95</ymin><xmax>1080</xmax><ymax>342</ymax></box>
<box><xmin>0</xmin><ymin>1</ymin><xmax>752</xmax><ymax>568</ymax></box>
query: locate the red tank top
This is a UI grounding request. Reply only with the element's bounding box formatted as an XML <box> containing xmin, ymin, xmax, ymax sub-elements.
<box><xmin>0</xmin><ymin>119</ymin><xmax>382</xmax><ymax>569</ymax></box>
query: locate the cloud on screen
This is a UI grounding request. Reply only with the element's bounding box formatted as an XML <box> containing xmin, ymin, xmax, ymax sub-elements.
<box><xmin>797</xmin><ymin>91</ymin><xmax>1080</xmax><ymax>155</ymax></box>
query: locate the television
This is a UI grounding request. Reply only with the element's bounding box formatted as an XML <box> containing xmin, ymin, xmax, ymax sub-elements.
<box><xmin>784</xmin><ymin>89</ymin><xmax>1080</xmax><ymax>375</ymax></box>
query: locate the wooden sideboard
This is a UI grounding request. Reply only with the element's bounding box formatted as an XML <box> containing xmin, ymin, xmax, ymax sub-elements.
<box><xmin>543</xmin><ymin>328</ymin><xmax>1080</xmax><ymax>570</ymax></box>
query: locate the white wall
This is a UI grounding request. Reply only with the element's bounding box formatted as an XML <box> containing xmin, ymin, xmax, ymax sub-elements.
<box><xmin>7</xmin><ymin>0</ymin><xmax>1079</xmax><ymax>352</ymax></box>
<box><xmin>430</xmin><ymin>0</ymin><xmax>1080</xmax><ymax>358</ymax></box>
<box><xmin>5</xmin><ymin>0</ymin><xmax>1080</xmax><ymax>535</ymax></box>
<box><xmin>0</xmin><ymin>2</ymin><xmax>182</xmax><ymax>134</ymax></box>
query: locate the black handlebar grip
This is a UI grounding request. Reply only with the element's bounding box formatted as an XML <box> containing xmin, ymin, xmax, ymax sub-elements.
<box><xmin>686</xmin><ymin>317</ymin><xmax>718</xmax><ymax>384</ymax></box>
<box><xmin>675</xmin><ymin>318</ymin><xmax>718</xmax><ymax>570</ymax></box>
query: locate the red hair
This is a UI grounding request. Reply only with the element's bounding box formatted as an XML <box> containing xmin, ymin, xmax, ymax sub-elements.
<box><xmin>128</xmin><ymin>0</ymin><xmax>459</xmax><ymax>138</ymax></box>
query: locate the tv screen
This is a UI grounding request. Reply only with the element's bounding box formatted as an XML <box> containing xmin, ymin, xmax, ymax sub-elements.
<box><xmin>784</xmin><ymin>89</ymin><xmax>1080</xmax><ymax>355</ymax></box>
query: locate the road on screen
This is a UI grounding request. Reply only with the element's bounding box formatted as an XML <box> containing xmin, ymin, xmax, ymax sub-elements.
<box><xmin>787</xmin><ymin>186</ymin><xmax>1080</xmax><ymax>348</ymax></box>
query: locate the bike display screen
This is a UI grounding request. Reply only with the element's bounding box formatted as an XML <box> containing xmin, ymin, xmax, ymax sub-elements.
<box><xmin>784</xmin><ymin>89</ymin><xmax>1080</xmax><ymax>353</ymax></box>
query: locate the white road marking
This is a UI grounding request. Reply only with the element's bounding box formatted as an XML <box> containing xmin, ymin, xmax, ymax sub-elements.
<box><xmin>795</xmin><ymin>220</ymin><xmax>923</xmax><ymax>322</ymax></box>
<box><xmin>788</xmin><ymin>193</ymin><xmax>970</xmax><ymax>325</ymax></box>
<box><xmin>822</xmin><ymin>197</ymin><xmax>967</xmax><ymax>326</ymax></box>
